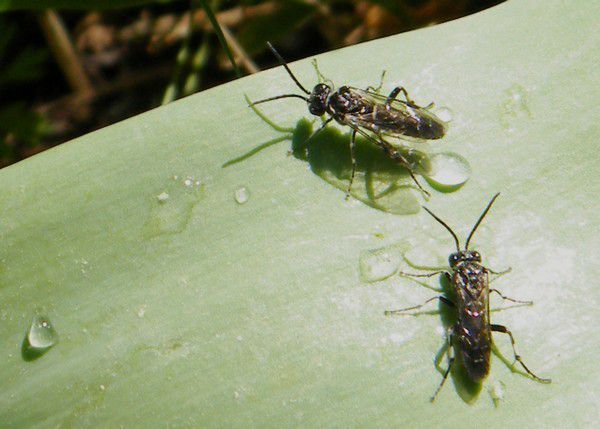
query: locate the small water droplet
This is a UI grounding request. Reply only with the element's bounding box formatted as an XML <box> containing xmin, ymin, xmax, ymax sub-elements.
<box><xmin>359</xmin><ymin>246</ymin><xmax>402</xmax><ymax>283</ymax></box>
<box><xmin>423</xmin><ymin>152</ymin><xmax>471</xmax><ymax>192</ymax></box>
<box><xmin>157</xmin><ymin>192</ymin><xmax>170</xmax><ymax>203</ymax></box>
<box><xmin>143</xmin><ymin>175</ymin><xmax>205</xmax><ymax>238</ymax></box>
<box><xmin>234</xmin><ymin>186</ymin><xmax>250</xmax><ymax>204</ymax></box>
<box><xmin>435</xmin><ymin>106</ymin><xmax>453</xmax><ymax>123</ymax></box>
<box><xmin>75</xmin><ymin>258</ymin><xmax>90</xmax><ymax>274</ymax></box>
<box><xmin>500</xmin><ymin>84</ymin><xmax>532</xmax><ymax>133</ymax></box>
<box><xmin>489</xmin><ymin>380</ymin><xmax>505</xmax><ymax>407</ymax></box>
<box><xmin>22</xmin><ymin>315</ymin><xmax>58</xmax><ymax>360</ymax></box>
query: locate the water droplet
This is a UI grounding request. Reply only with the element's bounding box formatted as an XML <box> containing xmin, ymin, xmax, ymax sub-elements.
<box><xmin>435</xmin><ymin>106</ymin><xmax>453</xmax><ymax>123</ymax></box>
<box><xmin>500</xmin><ymin>84</ymin><xmax>531</xmax><ymax>133</ymax></box>
<box><xmin>489</xmin><ymin>380</ymin><xmax>505</xmax><ymax>407</ymax></box>
<box><xmin>28</xmin><ymin>315</ymin><xmax>58</xmax><ymax>349</ymax></box>
<box><xmin>22</xmin><ymin>315</ymin><xmax>58</xmax><ymax>360</ymax></box>
<box><xmin>143</xmin><ymin>175</ymin><xmax>205</xmax><ymax>238</ymax></box>
<box><xmin>359</xmin><ymin>245</ymin><xmax>402</xmax><ymax>283</ymax></box>
<box><xmin>75</xmin><ymin>258</ymin><xmax>90</xmax><ymax>274</ymax></box>
<box><xmin>234</xmin><ymin>186</ymin><xmax>250</xmax><ymax>204</ymax></box>
<box><xmin>423</xmin><ymin>152</ymin><xmax>471</xmax><ymax>192</ymax></box>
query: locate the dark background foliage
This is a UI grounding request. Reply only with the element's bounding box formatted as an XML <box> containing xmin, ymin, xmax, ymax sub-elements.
<box><xmin>0</xmin><ymin>0</ymin><xmax>502</xmax><ymax>168</ymax></box>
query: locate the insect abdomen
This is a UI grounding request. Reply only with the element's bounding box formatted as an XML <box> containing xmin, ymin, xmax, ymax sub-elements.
<box><xmin>458</xmin><ymin>316</ymin><xmax>491</xmax><ymax>382</ymax></box>
<box><xmin>454</xmin><ymin>263</ymin><xmax>491</xmax><ymax>382</ymax></box>
<box><xmin>404</xmin><ymin>112</ymin><xmax>446</xmax><ymax>139</ymax></box>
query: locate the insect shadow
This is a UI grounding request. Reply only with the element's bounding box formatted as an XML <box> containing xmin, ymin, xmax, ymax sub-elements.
<box><xmin>225</xmin><ymin>100</ymin><xmax>452</xmax><ymax>215</ymax></box>
<box><xmin>226</xmin><ymin>114</ymin><xmax>423</xmax><ymax>214</ymax></box>
<box><xmin>21</xmin><ymin>335</ymin><xmax>47</xmax><ymax>362</ymax></box>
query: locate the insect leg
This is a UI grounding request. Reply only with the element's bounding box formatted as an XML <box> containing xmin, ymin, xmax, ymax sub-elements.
<box><xmin>365</xmin><ymin>70</ymin><xmax>386</xmax><ymax>94</ymax></box>
<box><xmin>352</xmin><ymin>128</ymin><xmax>430</xmax><ymax>197</ymax></box>
<box><xmin>431</xmin><ymin>325</ymin><xmax>456</xmax><ymax>402</ymax></box>
<box><xmin>489</xmin><ymin>289</ymin><xmax>533</xmax><ymax>305</ymax></box>
<box><xmin>385</xmin><ymin>86</ymin><xmax>416</xmax><ymax>107</ymax></box>
<box><xmin>379</xmin><ymin>141</ymin><xmax>431</xmax><ymax>198</ymax></box>
<box><xmin>488</xmin><ymin>267</ymin><xmax>512</xmax><ymax>276</ymax></box>
<box><xmin>488</xmin><ymin>267</ymin><xmax>512</xmax><ymax>285</ymax></box>
<box><xmin>311</xmin><ymin>58</ymin><xmax>333</xmax><ymax>88</ymax></box>
<box><xmin>345</xmin><ymin>129</ymin><xmax>358</xmax><ymax>200</ymax></box>
<box><xmin>399</xmin><ymin>270</ymin><xmax>446</xmax><ymax>278</ymax></box>
<box><xmin>384</xmin><ymin>296</ymin><xmax>454</xmax><ymax>316</ymax></box>
<box><xmin>303</xmin><ymin>117</ymin><xmax>334</xmax><ymax>148</ymax></box>
<box><xmin>491</xmin><ymin>324</ymin><xmax>551</xmax><ymax>383</ymax></box>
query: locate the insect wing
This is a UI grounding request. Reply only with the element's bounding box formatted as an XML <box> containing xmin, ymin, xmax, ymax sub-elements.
<box><xmin>347</xmin><ymin>87</ymin><xmax>447</xmax><ymax>141</ymax></box>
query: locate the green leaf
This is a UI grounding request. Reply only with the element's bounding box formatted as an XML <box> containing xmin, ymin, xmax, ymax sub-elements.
<box><xmin>1</xmin><ymin>0</ymin><xmax>598</xmax><ymax>426</ymax></box>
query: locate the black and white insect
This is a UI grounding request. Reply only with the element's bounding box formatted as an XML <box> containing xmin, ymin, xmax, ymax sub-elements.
<box><xmin>385</xmin><ymin>193</ymin><xmax>551</xmax><ymax>401</ymax></box>
<box><xmin>250</xmin><ymin>42</ymin><xmax>448</xmax><ymax>198</ymax></box>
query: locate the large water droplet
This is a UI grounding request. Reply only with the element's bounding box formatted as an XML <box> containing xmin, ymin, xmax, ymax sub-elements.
<box><xmin>359</xmin><ymin>246</ymin><xmax>402</xmax><ymax>283</ymax></box>
<box><xmin>234</xmin><ymin>186</ymin><xmax>250</xmax><ymax>204</ymax></box>
<box><xmin>22</xmin><ymin>315</ymin><xmax>58</xmax><ymax>360</ymax></box>
<box><xmin>423</xmin><ymin>152</ymin><xmax>471</xmax><ymax>192</ymax></box>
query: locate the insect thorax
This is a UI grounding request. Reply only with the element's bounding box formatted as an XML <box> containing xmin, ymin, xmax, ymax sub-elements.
<box><xmin>326</xmin><ymin>86</ymin><xmax>373</xmax><ymax>121</ymax></box>
<box><xmin>453</xmin><ymin>261</ymin><xmax>487</xmax><ymax>299</ymax></box>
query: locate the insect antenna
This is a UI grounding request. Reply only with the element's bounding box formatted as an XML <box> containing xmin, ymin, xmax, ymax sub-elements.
<box><xmin>422</xmin><ymin>206</ymin><xmax>461</xmax><ymax>252</ymax></box>
<box><xmin>465</xmin><ymin>192</ymin><xmax>501</xmax><ymax>250</ymax></box>
<box><xmin>249</xmin><ymin>94</ymin><xmax>309</xmax><ymax>106</ymax></box>
<box><xmin>266</xmin><ymin>42</ymin><xmax>311</xmax><ymax>95</ymax></box>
